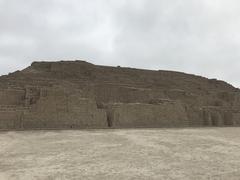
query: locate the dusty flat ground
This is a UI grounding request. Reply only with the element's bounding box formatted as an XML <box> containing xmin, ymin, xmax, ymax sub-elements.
<box><xmin>1</xmin><ymin>128</ymin><xmax>240</xmax><ymax>180</ymax></box>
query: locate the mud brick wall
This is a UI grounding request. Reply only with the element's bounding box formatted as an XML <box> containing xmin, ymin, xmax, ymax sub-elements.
<box><xmin>107</xmin><ymin>102</ymin><xmax>189</xmax><ymax>128</ymax></box>
<box><xmin>0</xmin><ymin>89</ymin><xmax>25</xmax><ymax>106</ymax></box>
<box><xmin>0</xmin><ymin>111</ymin><xmax>23</xmax><ymax>129</ymax></box>
<box><xmin>23</xmin><ymin>89</ymin><xmax>107</xmax><ymax>129</ymax></box>
<box><xmin>0</xmin><ymin>60</ymin><xmax>240</xmax><ymax>130</ymax></box>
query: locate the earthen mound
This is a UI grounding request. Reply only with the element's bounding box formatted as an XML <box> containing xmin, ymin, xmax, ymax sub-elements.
<box><xmin>0</xmin><ymin>60</ymin><xmax>240</xmax><ymax>130</ymax></box>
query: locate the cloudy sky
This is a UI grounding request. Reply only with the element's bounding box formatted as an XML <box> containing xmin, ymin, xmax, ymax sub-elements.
<box><xmin>0</xmin><ymin>0</ymin><xmax>240</xmax><ymax>87</ymax></box>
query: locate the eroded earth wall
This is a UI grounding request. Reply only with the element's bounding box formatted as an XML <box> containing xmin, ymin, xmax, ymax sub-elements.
<box><xmin>0</xmin><ymin>60</ymin><xmax>240</xmax><ymax>130</ymax></box>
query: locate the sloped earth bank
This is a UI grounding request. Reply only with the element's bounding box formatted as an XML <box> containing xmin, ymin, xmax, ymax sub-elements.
<box><xmin>1</xmin><ymin>128</ymin><xmax>240</xmax><ymax>180</ymax></box>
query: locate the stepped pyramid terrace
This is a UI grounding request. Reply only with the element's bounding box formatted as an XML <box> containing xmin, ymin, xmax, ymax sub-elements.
<box><xmin>0</xmin><ymin>60</ymin><xmax>240</xmax><ymax>130</ymax></box>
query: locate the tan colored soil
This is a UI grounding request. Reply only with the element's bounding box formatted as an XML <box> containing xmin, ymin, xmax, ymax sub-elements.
<box><xmin>1</xmin><ymin>128</ymin><xmax>240</xmax><ymax>180</ymax></box>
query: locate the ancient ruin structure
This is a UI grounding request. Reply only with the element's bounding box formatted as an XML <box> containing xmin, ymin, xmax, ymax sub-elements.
<box><xmin>0</xmin><ymin>60</ymin><xmax>240</xmax><ymax>130</ymax></box>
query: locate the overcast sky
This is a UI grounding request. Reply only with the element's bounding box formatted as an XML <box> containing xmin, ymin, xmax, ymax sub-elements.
<box><xmin>0</xmin><ymin>0</ymin><xmax>240</xmax><ymax>87</ymax></box>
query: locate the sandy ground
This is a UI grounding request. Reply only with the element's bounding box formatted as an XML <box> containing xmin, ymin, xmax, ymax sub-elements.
<box><xmin>1</xmin><ymin>128</ymin><xmax>240</xmax><ymax>180</ymax></box>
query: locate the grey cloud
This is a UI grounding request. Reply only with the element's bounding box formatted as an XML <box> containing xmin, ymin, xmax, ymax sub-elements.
<box><xmin>0</xmin><ymin>0</ymin><xmax>240</xmax><ymax>87</ymax></box>
<box><xmin>112</xmin><ymin>0</ymin><xmax>240</xmax><ymax>86</ymax></box>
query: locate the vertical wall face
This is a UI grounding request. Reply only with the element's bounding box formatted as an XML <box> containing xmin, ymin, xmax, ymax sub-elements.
<box><xmin>0</xmin><ymin>89</ymin><xmax>25</xmax><ymax>129</ymax></box>
<box><xmin>0</xmin><ymin>87</ymin><xmax>108</xmax><ymax>130</ymax></box>
<box><xmin>201</xmin><ymin>108</ymin><xmax>237</xmax><ymax>127</ymax></box>
<box><xmin>0</xmin><ymin>111</ymin><xmax>22</xmax><ymax>129</ymax></box>
<box><xmin>22</xmin><ymin>88</ymin><xmax>107</xmax><ymax>129</ymax></box>
<box><xmin>94</xmin><ymin>84</ymin><xmax>152</xmax><ymax>103</ymax></box>
<box><xmin>106</xmin><ymin>102</ymin><xmax>189</xmax><ymax>128</ymax></box>
<box><xmin>233</xmin><ymin>113</ymin><xmax>240</xmax><ymax>125</ymax></box>
<box><xmin>0</xmin><ymin>89</ymin><xmax>25</xmax><ymax>106</ymax></box>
